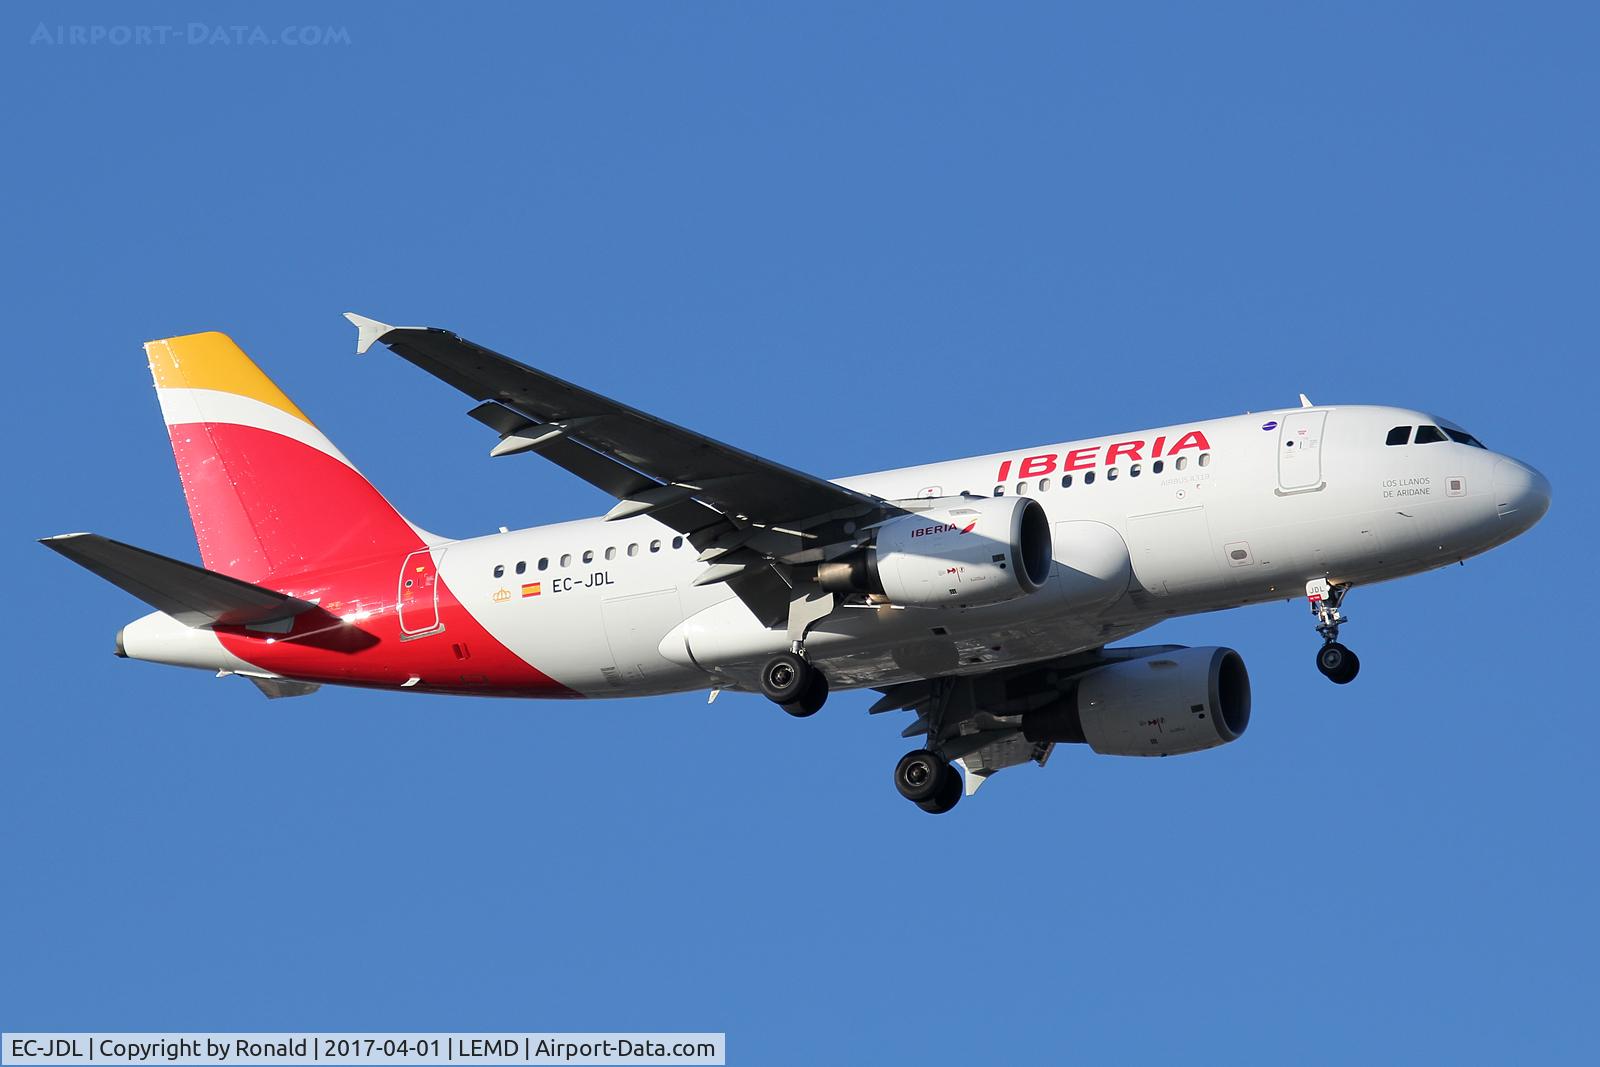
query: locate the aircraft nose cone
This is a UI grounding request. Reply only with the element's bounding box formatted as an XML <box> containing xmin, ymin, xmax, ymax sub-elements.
<box><xmin>1492</xmin><ymin>458</ymin><xmax>1551</xmax><ymax>528</ymax></box>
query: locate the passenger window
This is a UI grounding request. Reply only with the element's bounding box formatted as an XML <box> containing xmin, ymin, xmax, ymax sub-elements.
<box><xmin>582</xmin><ymin>549</ymin><xmax>594</xmax><ymax>564</ymax></box>
<box><xmin>1175</xmin><ymin>456</ymin><xmax>1188</xmax><ymax>471</ymax></box>
<box><xmin>650</xmin><ymin>539</ymin><xmax>662</xmax><ymax>553</ymax></box>
<box><xmin>560</xmin><ymin>553</ymin><xmax>572</xmax><ymax>567</ymax></box>
<box><xmin>1415</xmin><ymin>425</ymin><xmax>1446</xmax><ymax>444</ymax></box>
<box><xmin>993</xmin><ymin>486</ymin><xmax>1005</xmax><ymax>496</ymax></box>
<box><xmin>1038</xmin><ymin>478</ymin><xmax>1051</xmax><ymax>492</ymax></box>
<box><xmin>1152</xmin><ymin>460</ymin><xmax>1164</xmax><ymax>474</ymax></box>
<box><xmin>1016</xmin><ymin>481</ymin><xmax>1028</xmax><ymax>495</ymax></box>
<box><xmin>1106</xmin><ymin>467</ymin><xmax>1119</xmax><ymax>481</ymax></box>
<box><xmin>538</xmin><ymin>557</ymin><xmax>549</xmax><ymax>571</ymax></box>
<box><xmin>515</xmin><ymin>561</ymin><xmax>526</xmax><ymax>575</ymax></box>
<box><xmin>627</xmin><ymin>543</ymin><xmax>639</xmax><ymax>557</ymax></box>
<box><xmin>1061</xmin><ymin>474</ymin><xmax>1072</xmax><ymax>488</ymax></box>
<box><xmin>605</xmin><ymin>547</ymin><xmax>617</xmax><ymax>561</ymax></box>
<box><xmin>1130</xmin><ymin>463</ymin><xmax>1142</xmax><ymax>477</ymax></box>
<box><xmin>1443</xmin><ymin>427</ymin><xmax>1486</xmax><ymax>448</ymax></box>
<box><xmin>1084</xmin><ymin>470</ymin><xmax>1096</xmax><ymax>485</ymax></box>
<box><xmin>672</xmin><ymin>536</ymin><xmax>684</xmax><ymax>549</ymax></box>
<box><xmin>1198</xmin><ymin>453</ymin><xmax>1211</xmax><ymax>468</ymax></box>
<box><xmin>1386</xmin><ymin>426</ymin><xmax>1412</xmax><ymax>446</ymax></box>
<box><xmin>493</xmin><ymin>564</ymin><xmax>504</xmax><ymax>578</ymax></box>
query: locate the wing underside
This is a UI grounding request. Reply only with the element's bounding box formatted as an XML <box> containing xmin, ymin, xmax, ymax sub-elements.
<box><xmin>872</xmin><ymin>645</ymin><xmax>1187</xmax><ymax>794</ymax></box>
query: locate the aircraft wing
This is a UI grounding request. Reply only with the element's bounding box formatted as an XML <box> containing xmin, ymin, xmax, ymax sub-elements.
<box><xmin>348</xmin><ymin>314</ymin><xmax>893</xmax><ymax>531</ymax></box>
<box><xmin>348</xmin><ymin>314</ymin><xmax>905</xmax><ymax>625</ymax></box>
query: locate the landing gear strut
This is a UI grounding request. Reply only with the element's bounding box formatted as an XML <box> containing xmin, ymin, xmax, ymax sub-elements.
<box><xmin>894</xmin><ymin>749</ymin><xmax>962</xmax><ymax>814</ymax></box>
<box><xmin>761</xmin><ymin>589</ymin><xmax>837</xmax><ymax>717</ymax></box>
<box><xmin>1307</xmin><ymin>579</ymin><xmax>1360</xmax><ymax>684</ymax></box>
<box><xmin>760</xmin><ymin>650</ymin><xmax>829</xmax><ymax>717</ymax></box>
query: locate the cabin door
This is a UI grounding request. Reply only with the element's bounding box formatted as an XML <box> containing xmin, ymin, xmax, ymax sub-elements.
<box><xmin>1277</xmin><ymin>411</ymin><xmax>1327</xmax><ymax>494</ymax></box>
<box><xmin>398</xmin><ymin>549</ymin><xmax>444</xmax><ymax>637</ymax></box>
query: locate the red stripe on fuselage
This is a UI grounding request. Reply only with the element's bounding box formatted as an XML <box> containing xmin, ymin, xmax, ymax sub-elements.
<box><xmin>213</xmin><ymin>551</ymin><xmax>580</xmax><ymax>697</ymax></box>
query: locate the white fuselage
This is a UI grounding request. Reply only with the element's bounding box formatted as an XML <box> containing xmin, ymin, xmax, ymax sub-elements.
<box><xmin>428</xmin><ymin>403</ymin><xmax>1548</xmax><ymax>698</ymax></box>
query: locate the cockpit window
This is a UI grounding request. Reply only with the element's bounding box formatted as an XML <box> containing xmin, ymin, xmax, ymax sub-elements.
<box><xmin>1414</xmin><ymin>425</ymin><xmax>1447</xmax><ymax>444</ymax></box>
<box><xmin>1386</xmin><ymin>426</ymin><xmax>1411</xmax><ymax>446</ymax></box>
<box><xmin>1443</xmin><ymin>427</ymin><xmax>1486</xmax><ymax>448</ymax></box>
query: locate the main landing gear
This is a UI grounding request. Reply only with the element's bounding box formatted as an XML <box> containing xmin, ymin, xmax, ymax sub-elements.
<box><xmin>760</xmin><ymin>649</ymin><xmax>830</xmax><ymax>717</ymax></box>
<box><xmin>893</xmin><ymin>749</ymin><xmax>963</xmax><ymax>815</ymax></box>
<box><xmin>1307</xmin><ymin>578</ymin><xmax>1360</xmax><ymax>685</ymax></box>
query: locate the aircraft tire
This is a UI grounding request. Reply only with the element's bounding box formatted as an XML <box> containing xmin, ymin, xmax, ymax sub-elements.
<box><xmin>917</xmin><ymin>767</ymin><xmax>963</xmax><ymax>814</ymax></box>
<box><xmin>760</xmin><ymin>652</ymin><xmax>812</xmax><ymax>705</ymax></box>
<box><xmin>1316</xmin><ymin>642</ymin><xmax>1360</xmax><ymax>684</ymax></box>
<box><xmin>894</xmin><ymin>749</ymin><xmax>948</xmax><ymax>803</ymax></box>
<box><xmin>782</xmin><ymin>668</ymin><xmax>829</xmax><ymax>718</ymax></box>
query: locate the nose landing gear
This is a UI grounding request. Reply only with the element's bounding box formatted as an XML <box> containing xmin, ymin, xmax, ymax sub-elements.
<box><xmin>1307</xmin><ymin>579</ymin><xmax>1360</xmax><ymax>684</ymax></box>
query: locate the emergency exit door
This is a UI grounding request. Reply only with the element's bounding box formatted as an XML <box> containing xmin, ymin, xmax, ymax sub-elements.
<box><xmin>1277</xmin><ymin>411</ymin><xmax>1327</xmax><ymax>494</ymax></box>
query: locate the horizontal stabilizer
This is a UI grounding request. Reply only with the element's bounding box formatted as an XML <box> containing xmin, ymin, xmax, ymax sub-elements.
<box><xmin>40</xmin><ymin>533</ymin><xmax>318</xmax><ymax>629</ymax></box>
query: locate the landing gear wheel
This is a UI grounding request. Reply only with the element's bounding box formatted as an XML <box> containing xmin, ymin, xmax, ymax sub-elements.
<box><xmin>760</xmin><ymin>652</ymin><xmax>813</xmax><ymax>705</ymax></box>
<box><xmin>1316</xmin><ymin>642</ymin><xmax>1360</xmax><ymax>684</ymax></box>
<box><xmin>1306</xmin><ymin>580</ymin><xmax>1359</xmax><ymax>683</ymax></box>
<box><xmin>916</xmin><ymin>766</ymin><xmax>964</xmax><ymax>815</ymax></box>
<box><xmin>781</xmin><ymin>668</ymin><xmax>829</xmax><ymax>718</ymax></box>
<box><xmin>894</xmin><ymin>750</ymin><xmax>949</xmax><ymax>804</ymax></box>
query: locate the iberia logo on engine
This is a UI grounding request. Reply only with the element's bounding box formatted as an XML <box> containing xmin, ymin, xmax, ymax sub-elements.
<box><xmin>913</xmin><ymin>520</ymin><xmax>978</xmax><ymax>538</ymax></box>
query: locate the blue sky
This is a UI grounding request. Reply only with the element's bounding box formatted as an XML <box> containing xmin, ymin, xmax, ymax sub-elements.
<box><xmin>3</xmin><ymin>2</ymin><xmax>1595</xmax><ymax>1062</ymax></box>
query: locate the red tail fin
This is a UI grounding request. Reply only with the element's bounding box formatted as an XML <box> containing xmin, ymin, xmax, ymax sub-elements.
<box><xmin>146</xmin><ymin>331</ymin><xmax>431</xmax><ymax>583</ymax></box>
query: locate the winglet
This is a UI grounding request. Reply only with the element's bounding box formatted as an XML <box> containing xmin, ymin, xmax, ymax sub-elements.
<box><xmin>343</xmin><ymin>312</ymin><xmax>395</xmax><ymax>355</ymax></box>
<box><xmin>1299</xmin><ymin>393</ymin><xmax>1314</xmax><ymax>409</ymax></box>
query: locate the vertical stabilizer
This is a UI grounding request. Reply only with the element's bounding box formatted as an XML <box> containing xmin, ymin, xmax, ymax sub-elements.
<box><xmin>147</xmin><ymin>331</ymin><xmax>432</xmax><ymax>582</ymax></box>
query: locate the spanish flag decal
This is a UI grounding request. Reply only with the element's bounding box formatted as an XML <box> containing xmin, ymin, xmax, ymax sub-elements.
<box><xmin>522</xmin><ymin>582</ymin><xmax>541</xmax><ymax>598</ymax></box>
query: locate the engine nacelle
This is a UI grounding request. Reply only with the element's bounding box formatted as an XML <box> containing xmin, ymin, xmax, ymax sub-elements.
<box><xmin>1021</xmin><ymin>646</ymin><xmax>1251</xmax><ymax>756</ymax></box>
<box><xmin>819</xmin><ymin>496</ymin><xmax>1053</xmax><ymax>609</ymax></box>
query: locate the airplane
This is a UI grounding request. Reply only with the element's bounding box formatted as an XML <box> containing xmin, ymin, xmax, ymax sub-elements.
<box><xmin>42</xmin><ymin>317</ymin><xmax>1551</xmax><ymax>813</ymax></box>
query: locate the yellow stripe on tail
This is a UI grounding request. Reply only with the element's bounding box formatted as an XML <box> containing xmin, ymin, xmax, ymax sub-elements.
<box><xmin>145</xmin><ymin>332</ymin><xmax>313</xmax><ymax>426</ymax></box>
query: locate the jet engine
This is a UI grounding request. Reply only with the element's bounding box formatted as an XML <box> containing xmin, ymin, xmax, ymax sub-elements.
<box><xmin>818</xmin><ymin>496</ymin><xmax>1052</xmax><ymax>609</ymax></box>
<box><xmin>1021</xmin><ymin>646</ymin><xmax>1251</xmax><ymax>756</ymax></box>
